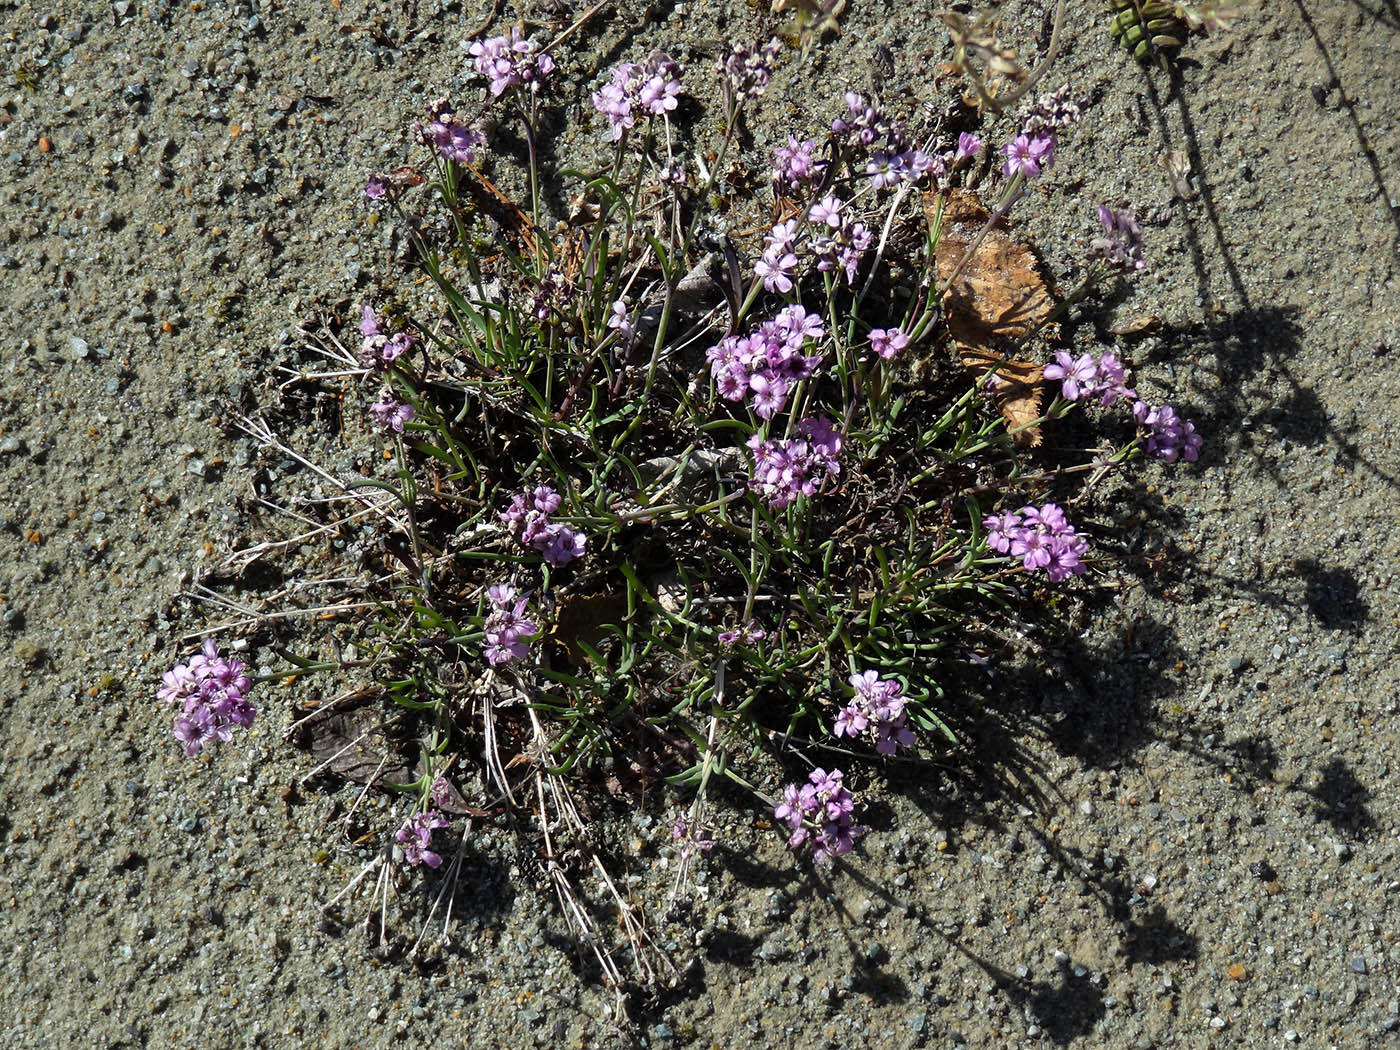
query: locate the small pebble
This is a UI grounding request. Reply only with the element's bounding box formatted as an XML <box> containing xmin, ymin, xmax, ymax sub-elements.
<box><xmin>1351</xmin><ymin>957</ymin><xmax>1367</xmax><ymax>974</ymax></box>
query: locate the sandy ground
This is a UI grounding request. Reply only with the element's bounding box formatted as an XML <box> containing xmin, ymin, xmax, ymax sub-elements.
<box><xmin>2</xmin><ymin>0</ymin><xmax>1399</xmax><ymax>1047</ymax></box>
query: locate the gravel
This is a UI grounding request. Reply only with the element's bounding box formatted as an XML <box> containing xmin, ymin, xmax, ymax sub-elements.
<box><xmin>2</xmin><ymin>0</ymin><xmax>1399</xmax><ymax>1048</ymax></box>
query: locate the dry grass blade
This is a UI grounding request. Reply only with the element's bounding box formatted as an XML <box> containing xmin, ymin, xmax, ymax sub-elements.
<box><xmin>525</xmin><ymin>707</ymin><xmax>675</xmax><ymax>1009</ymax></box>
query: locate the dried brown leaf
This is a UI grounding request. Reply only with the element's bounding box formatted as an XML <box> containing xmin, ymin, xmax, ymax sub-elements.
<box><xmin>549</xmin><ymin>590</ymin><xmax>630</xmax><ymax>668</ymax></box>
<box><xmin>293</xmin><ymin>698</ymin><xmax>414</xmax><ymax>786</ymax></box>
<box><xmin>931</xmin><ymin>188</ymin><xmax>1056</xmax><ymax>353</ymax></box>
<box><xmin>927</xmin><ymin>189</ymin><xmax>1054</xmax><ymax>445</ymax></box>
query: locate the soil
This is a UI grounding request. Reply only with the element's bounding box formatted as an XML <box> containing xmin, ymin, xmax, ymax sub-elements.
<box><xmin>2</xmin><ymin>0</ymin><xmax>1399</xmax><ymax>1047</ymax></box>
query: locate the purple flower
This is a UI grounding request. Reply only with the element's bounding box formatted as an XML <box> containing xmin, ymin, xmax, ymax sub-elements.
<box><xmin>1090</xmin><ymin>205</ymin><xmax>1147</xmax><ymax>272</ymax></box>
<box><xmin>867</xmin><ymin>149</ymin><xmax>934</xmax><ymax>189</ymax></box>
<box><xmin>747</xmin><ymin>372</ymin><xmax>789</xmax><ymax>419</ymax></box>
<box><xmin>776</xmin><ymin>303</ymin><xmax>824</xmax><ymax>343</ymax></box>
<box><xmin>671</xmin><ymin>813</ymin><xmax>716</xmax><ymax>858</ymax></box>
<box><xmin>831</xmin><ymin>91</ymin><xmax>897</xmax><ymax>150</ymax></box>
<box><xmin>837</xmin><ymin>671</ymin><xmax>913</xmax><ymax>755</ymax></box>
<box><xmin>482</xmin><ymin>584</ymin><xmax>540</xmax><ymax>667</ymax></box>
<box><xmin>1001</xmin><ymin>133</ymin><xmax>1055</xmax><ymax>179</ymax></box>
<box><xmin>773</xmin><ymin>767</ymin><xmax>866</xmax><ymax>863</ymax></box>
<box><xmin>395</xmin><ymin>809</ymin><xmax>450</xmax><ymax>868</ymax></box>
<box><xmin>868</xmin><ymin>326</ymin><xmax>910</xmax><ymax>361</ymax></box>
<box><xmin>607</xmin><ymin>299</ymin><xmax>633</xmax><ymax>341</ymax></box>
<box><xmin>1042</xmin><ymin>351</ymin><xmax>1099</xmax><ymax>402</ymax></box>
<box><xmin>1133</xmin><ymin>400</ymin><xmax>1204</xmax><ymax>463</ymax></box>
<box><xmin>415</xmin><ymin>97</ymin><xmax>484</xmax><ymax>164</ymax></box>
<box><xmin>955</xmin><ymin>132</ymin><xmax>982</xmax><ymax>161</ymax></box>
<box><xmin>755</xmin><ymin>250</ymin><xmax>799</xmax><ymax>294</ymax></box>
<box><xmin>747</xmin><ymin>417</ymin><xmax>843</xmax><ymax>509</ymax></box>
<box><xmin>369</xmin><ymin>392</ymin><xmax>415</xmax><ymax>433</ymax></box>
<box><xmin>357</xmin><ymin>305</ymin><xmax>416</xmax><ymax>369</ymax></box>
<box><xmin>808</xmin><ymin>194</ymin><xmax>844</xmax><ymax>228</ymax></box>
<box><xmin>875</xmin><ymin>719</ymin><xmax>915</xmax><ymax>756</ymax></box>
<box><xmin>540</xmin><ymin>524</ymin><xmax>586</xmax><ymax>567</ymax></box>
<box><xmin>983</xmin><ymin>510</ymin><xmax>1022</xmax><ymax>554</ymax></box>
<box><xmin>1043</xmin><ymin>351</ymin><xmax>1136</xmax><ymax>407</ymax></box>
<box><xmin>430</xmin><ymin>774</ymin><xmax>454</xmax><ymax>809</ymax></box>
<box><xmin>592</xmin><ymin>55</ymin><xmax>684</xmax><ymax>140</ymax></box>
<box><xmin>499</xmin><ymin>486</ymin><xmax>588</xmax><ymax>566</ymax></box>
<box><xmin>532</xmin><ymin>485</ymin><xmax>562</xmax><ymax>515</ymax></box>
<box><xmin>705</xmin><ymin>308</ymin><xmax>827</xmax><ymax>414</ymax></box>
<box><xmin>804</xmin><ymin>197</ymin><xmax>870</xmax><ymax>286</ymax></box>
<box><xmin>718</xmin><ymin>618</ymin><xmax>766</xmax><ymax>647</ymax></box>
<box><xmin>469</xmin><ymin>28</ymin><xmax>556</xmax><ymax>97</ymax></box>
<box><xmin>833</xmin><ymin>704</ymin><xmax>869</xmax><ymax>739</ymax></box>
<box><xmin>720</xmin><ymin>38</ymin><xmax>782</xmax><ymax>100</ymax></box>
<box><xmin>365</xmin><ymin>174</ymin><xmax>387</xmax><ymax>200</ymax></box>
<box><xmin>984</xmin><ymin>502</ymin><xmax>1089</xmax><ymax>580</ymax></box>
<box><xmin>160</xmin><ymin>640</ymin><xmax>256</xmax><ymax>757</ymax></box>
<box><xmin>772</xmin><ymin>135</ymin><xmax>822</xmax><ymax>190</ymax></box>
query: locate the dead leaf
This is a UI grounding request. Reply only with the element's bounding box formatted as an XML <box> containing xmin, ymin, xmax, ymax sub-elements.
<box><xmin>932</xmin><ymin>188</ymin><xmax>1056</xmax><ymax>351</ymax></box>
<box><xmin>929</xmin><ymin>189</ymin><xmax>1055</xmax><ymax>445</ymax></box>
<box><xmin>293</xmin><ymin>698</ymin><xmax>415</xmax><ymax>786</ymax></box>
<box><xmin>380</xmin><ymin>165</ymin><xmax>426</xmax><ymax>189</ymax></box>
<box><xmin>1109</xmin><ymin>313</ymin><xmax>1163</xmax><ymax>337</ymax></box>
<box><xmin>549</xmin><ymin>590</ymin><xmax>630</xmax><ymax>667</ymax></box>
<box><xmin>962</xmin><ymin>350</ymin><xmax>1045</xmax><ymax>446</ymax></box>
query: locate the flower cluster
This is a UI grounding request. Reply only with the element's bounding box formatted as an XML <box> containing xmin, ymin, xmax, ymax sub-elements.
<box><xmin>159</xmin><ymin>640</ymin><xmax>256</xmax><ymax>757</ymax></box>
<box><xmin>705</xmin><ymin>304</ymin><xmax>825</xmax><ymax>418</ymax></box>
<box><xmin>671</xmin><ymin>813</ymin><xmax>717</xmax><ymax>860</ymax></box>
<box><xmin>864</xmin><ymin>147</ymin><xmax>935</xmax><ymax>190</ymax></box>
<box><xmin>529</xmin><ymin>266</ymin><xmax>575</xmax><ymax>323</ymax></box>
<box><xmin>807</xmin><ymin>193</ymin><xmax>873</xmax><ymax>284</ymax></box>
<box><xmin>834</xmin><ymin>671</ymin><xmax>915</xmax><ymax>756</ymax></box>
<box><xmin>868</xmin><ymin>326</ymin><xmax>910</xmax><ymax>361</ymax></box>
<box><xmin>468</xmin><ymin>28</ymin><xmax>556</xmax><ymax>97</ymax></box>
<box><xmin>1003</xmin><ymin>87</ymin><xmax>1080</xmax><ymax>184</ymax></box>
<box><xmin>500</xmin><ymin>485</ymin><xmax>587</xmax><ymax>567</ymax></box>
<box><xmin>771</xmin><ymin>134</ymin><xmax>823</xmax><ymax>192</ymax></box>
<box><xmin>395</xmin><ymin>809</ymin><xmax>450</xmax><ymax>868</ymax></box>
<box><xmin>773</xmin><ymin>768</ymin><xmax>867</xmax><ymax>863</ymax></box>
<box><xmin>1043</xmin><ymin>350</ymin><xmax>1135</xmax><ymax>407</ymax></box>
<box><xmin>747</xmin><ymin>416</ymin><xmax>844</xmax><ymax>509</ymax></box>
<box><xmin>1090</xmin><ymin>205</ymin><xmax>1147</xmax><ymax>272</ymax></box>
<box><xmin>830</xmin><ymin>91</ymin><xmax>898</xmax><ymax>151</ymax></box>
<box><xmin>369</xmin><ymin>392</ymin><xmax>415</xmax><ymax>433</ymax></box>
<box><xmin>717</xmin><ymin>618</ymin><xmax>766</xmax><ymax>647</ymax></box>
<box><xmin>412</xmin><ymin>97</ymin><xmax>484</xmax><ymax>164</ymax></box>
<box><xmin>1016</xmin><ymin>85</ymin><xmax>1082</xmax><ymax>139</ymax></box>
<box><xmin>754</xmin><ymin>219</ymin><xmax>800</xmax><ymax>294</ymax></box>
<box><xmin>984</xmin><ymin>502</ymin><xmax>1090</xmax><ymax>582</ymax></box>
<box><xmin>1043</xmin><ymin>348</ymin><xmax>1204</xmax><ymax>462</ymax></box>
<box><xmin>358</xmin><ymin>305</ymin><xmax>415</xmax><ymax>368</ymax></box>
<box><xmin>590</xmin><ymin>55</ymin><xmax>684</xmax><ymax>140</ymax></box>
<box><xmin>1134</xmin><ymin>401</ymin><xmax>1204</xmax><ymax>463</ymax></box>
<box><xmin>720</xmin><ymin>38</ymin><xmax>782</xmax><ymax>100</ymax></box>
<box><xmin>482</xmin><ymin>583</ymin><xmax>540</xmax><ymax>667</ymax></box>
